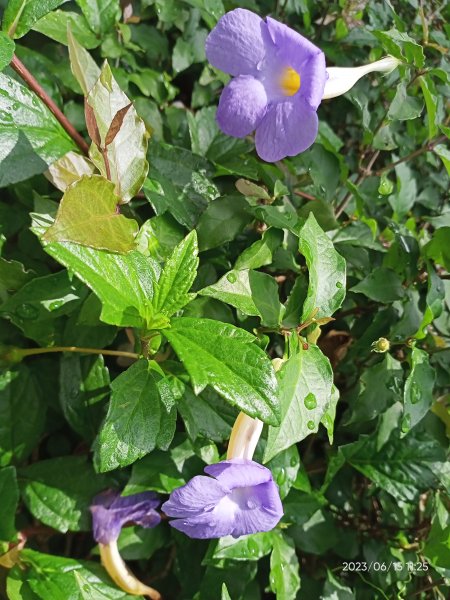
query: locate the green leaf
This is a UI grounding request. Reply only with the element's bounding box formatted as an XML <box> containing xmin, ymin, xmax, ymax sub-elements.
<box><xmin>389</xmin><ymin>162</ymin><xmax>417</xmax><ymax>217</ymax></box>
<box><xmin>164</xmin><ymin>318</ymin><xmax>280</xmax><ymax>425</ymax></box>
<box><xmin>143</xmin><ymin>141</ymin><xmax>218</xmax><ymax>229</ymax></box>
<box><xmin>388</xmin><ymin>81</ymin><xmax>423</xmax><ymax>121</ymax></box>
<box><xmin>372</xmin><ymin>29</ymin><xmax>425</xmax><ymax>68</ymax></box>
<box><xmin>269</xmin><ymin>532</ymin><xmax>300</xmax><ymax>600</ymax></box>
<box><xmin>416</xmin><ymin>264</ymin><xmax>445</xmax><ymax>339</ymax></box>
<box><xmin>342</xmin><ymin>431</ymin><xmax>446</xmax><ymax>502</ymax></box>
<box><xmin>211</xmin><ymin>532</ymin><xmax>273</xmax><ymax>561</ymax></box>
<box><xmin>221</xmin><ymin>584</ymin><xmax>232</xmax><ymax>600</ymax></box>
<box><xmin>2</xmin><ymin>0</ymin><xmax>66</xmax><ymax>38</ymax></box>
<box><xmin>7</xmin><ymin>549</ymin><xmax>141</xmax><ymax>599</ymax></box>
<box><xmin>0</xmin><ymin>256</ymin><xmax>33</xmax><ymax>302</ymax></box>
<box><xmin>32</xmin><ymin>10</ymin><xmax>100</xmax><ymax>49</ymax></box>
<box><xmin>423</xmin><ymin>227</ymin><xmax>450</xmax><ymax>270</ymax></box>
<box><xmin>19</xmin><ymin>456</ymin><xmax>112</xmax><ymax>532</ymax></box>
<box><xmin>419</xmin><ymin>75</ymin><xmax>438</xmax><ymax>138</ymax></box>
<box><xmin>401</xmin><ymin>348</ymin><xmax>435</xmax><ymax>436</ymax></box>
<box><xmin>0</xmin><ymin>72</ymin><xmax>76</xmax><ymax>187</ymax></box>
<box><xmin>0</xmin><ymin>270</ymin><xmax>87</xmax><ymax>345</ymax></box>
<box><xmin>59</xmin><ymin>354</ymin><xmax>110</xmax><ymax>441</ymax></box>
<box><xmin>0</xmin><ymin>366</ymin><xmax>46</xmax><ymax>467</ymax></box>
<box><xmin>0</xmin><ymin>31</ymin><xmax>14</xmax><ymax>71</ymax></box>
<box><xmin>86</xmin><ymin>62</ymin><xmax>149</xmax><ymax>202</ymax></box>
<box><xmin>68</xmin><ymin>27</ymin><xmax>101</xmax><ymax>96</ymax></box>
<box><xmin>43</xmin><ymin>175</ymin><xmax>139</xmax><ymax>252</ymax></box>
<box><xmin>298</xmin><ymin>213</ymin><xmax>346</xmax><ymax>321</ymax></box>
<box><xmin>94</xmin><ymin>359</ymin><xmax>176</xmax><ymax>472</ymax></box>
<box><xmin>322</xmin><ymin>571</ymin><xmax>355</xmax><ymax>600</ymax></box>
<box><xmin>350</xmin><ymin>267</ymin><xmax>405</xmax><ymax>302</ymax></box>
<box><xmin>153</xmin><ymin>231</ymin><xmax>199</xmax><ymax>318</ymax></box>
<box><xmin>264</xmin><ymin>344</ymin><xmax>333</xmax><ymax>462</ymax></box>
<box><xmin>234</xmin><ymin>229</ymin><xmax>283</xmax><ymax>270</ymax></box>
<box><xmin>177</xmin><ymin>385</ymin><xmax>233</xmax><ymax>443</ymax></box>
<box><xmin>196</xmin><ymin>196</ymin><xmax>252</xmax><ymax>251</ymax></box>
<box><xmin>266</xmin><ymin>445</ymin><xmax>300</xmax><ymax>499</ymax></box>
<box><xmin>43</xmin><ymin>242</ymin><xmax>160</xmax><ymax>328</ymax></box>
<box><xmin>423</xmin><ymin>495</ymin><xmax>450</xmax><ymax>571</ymax></box>
<box><xmin>0</xmin><ymin>466</ymin><xmax>19</xmax><ymax>540</ymax></box>
<box><xmin>75</xmin><ymin>0</ymin><xmax>120</xmax><ymax>36</ymax></box>
<box><xmin>200</xmin><ymin>269</ymin><xmax>284</xmax><ymax>327</ymax></box>
<box><xmin>435</xmin><ymin>144</ymin><xmax>450</xmax><ymax>177</ymax></box>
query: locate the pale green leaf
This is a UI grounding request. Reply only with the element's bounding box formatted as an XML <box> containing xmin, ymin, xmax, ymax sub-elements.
<box><xmin>43</xmin><ymin>175</ymin><xmax>139</xmax><ymax>252</ymax></box>
<box><xmin>401</xmin><ymin>348</ymin><xmax>435</xmax><ymax>436</ymax></box>
<box><xmin>68</xmin><ymin>27</ymin><xmax>101</xmax><ymax>96</ymax></box>
<box><xmin>0</xmin><ymin>32</ymin><xmax>14</xmax><ymax>71</ymax></box>
<box><xmin>45</xmin><ymin>150</ymin><xmax>95</xmax><ymax>192</ymax></box>
<box><xmin>86</xmin><ymin>62</ymin><xmax>149</xmax><ymax>202</ymax></box>
<box><xmin>33</xmin><ymin>10</ymin><xmax>100</xmax><ymax>49</ymax></box>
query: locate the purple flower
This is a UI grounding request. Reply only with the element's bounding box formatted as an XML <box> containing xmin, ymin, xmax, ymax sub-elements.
<box><xmin>90</xmin><ymin>490</ymin><xmax>161</xmax><ymax>545</ymax></box>
<box><xmin>205</xmin><ymin>8</ymin><xmax>327</xmax><ymax>162</ymax></box>
<box><xmin>161</xmin><ymin>459</ymin><xmax>283</xmax><ymax>539</ymax></box>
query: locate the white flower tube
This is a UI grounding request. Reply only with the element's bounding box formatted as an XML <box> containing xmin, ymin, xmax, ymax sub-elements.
<box><xmin>322</xmin><ymin>56</ymin><xmax>400</xmax><ymax>100</ymax></box>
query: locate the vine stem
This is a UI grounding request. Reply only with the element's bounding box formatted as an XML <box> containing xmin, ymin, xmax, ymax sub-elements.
<box><xmin>16</xmin><ymin>346</ymin><xmax>139</xmax><ymax>360</ymax></box>
<box><xmin>10</xmin><ymin>55</ymin><xmax>90</xmax><ymax>155</ymax></box>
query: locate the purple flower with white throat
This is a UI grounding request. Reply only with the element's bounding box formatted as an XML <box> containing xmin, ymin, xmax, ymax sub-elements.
<box><xmin>205</xmin><ymin>8</ymin><xmax>326</xmax><ymax>162</ymax></box>
<box><xmin>161</xmin><ymin>458</ymin><xmax>283</xmax><ymax>539</ymax></box>
<box><xmin>90</xmin><ymin>490</ymin><xmax>161</xmax><ymax>544</ymax></box>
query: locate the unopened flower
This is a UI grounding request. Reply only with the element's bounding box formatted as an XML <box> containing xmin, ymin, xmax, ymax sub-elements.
<box><xmin>162</xmin><ymin>458</ymin><xmax>283</xmax><ymax>539</ymax></box>
<box><xmin>371</xmin><ymin>337</ymin><xmax>391</xmax><ymax>353</ymax></box>
<box><xmin>205</xmin><ymin>9</ymin><xmax>400</xmax><ymax>162</ymax></box>
<box><xmin>90</xmin><ymin>490</ymin><xmax>162</xmax><ymax>600</ymax></box>
<box><xmin>90</xmin><ymin>489</ymin><xmax>161</xmax><ymax>544</ymax></box>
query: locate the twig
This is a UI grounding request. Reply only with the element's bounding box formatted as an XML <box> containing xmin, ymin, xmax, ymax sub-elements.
<box><xmin>10</xmin><ymin>55</ymin><xmax>90</xmax><ymax>155</ymax></box>
<box><xmin>335</xmin><ymin>150</ymin><xmax>380</xmax><ymax>218</ymax></box>
<box><xmin>14</xmin><ymin>346</ymin><xmax>139</xmax><ymax>360</ymax></box>
<box><xmin>375</xmin><ymin>135</ymin><xmax>447</xmax><ymax>175</ymax></box>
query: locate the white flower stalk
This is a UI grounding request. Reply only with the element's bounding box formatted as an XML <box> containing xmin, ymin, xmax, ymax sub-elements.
<box><xmin>99</xmin><ymin>541</ymin><xmax>161</xmax><ymax>600</ymax></box>
<box><xmin>322</xmin><ymin>56</ymin><xmax>400</xmax><ymax>100</ymax></box>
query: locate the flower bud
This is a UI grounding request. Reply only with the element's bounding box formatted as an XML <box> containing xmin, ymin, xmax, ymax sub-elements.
<box><xmin>371</xmin><ymin>337</ymin><xmax>391</xmax><ymax>353</ymax></box>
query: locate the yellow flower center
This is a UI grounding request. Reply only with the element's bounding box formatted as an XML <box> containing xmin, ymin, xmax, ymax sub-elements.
<box><xmin>280</xmin><ymin>66</ymin><xmax>301</xmax><ymax>96</ymax></box>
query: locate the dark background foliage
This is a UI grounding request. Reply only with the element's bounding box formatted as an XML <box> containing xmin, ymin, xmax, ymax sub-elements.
<box><xmin>0</xmin><ymin>0</ymin><xmax>449</xmax><ymax>599</ymax></box>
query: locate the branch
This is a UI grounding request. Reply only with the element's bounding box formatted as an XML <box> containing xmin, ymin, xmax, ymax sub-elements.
<box><xmin>10</xmin><ymin>55</ymin><xmax>90</xmax><ymax>155</ymax></box>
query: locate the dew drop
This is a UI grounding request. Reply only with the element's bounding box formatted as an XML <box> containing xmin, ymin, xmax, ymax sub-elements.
<box><xmin>12</xmin><ymin>102</ymin><xmax>19</xmax><ymax>110</ymax></box>
<box><xmin>15</xmin><ymin>303</ymin><xmax>39</xmax><ymax>320</ymax></box>
<box><xmin>290</xmin><ymin>456</ymin><xmax>298</xmax><ymax>467</ymax></box>
<box><xmin>336</xmin><ymin>281</ymin><xmax>343</xmax><ymax>288</ymax></box>
<box><xmin>226</xmin><ymin>272</ymin><xmax>237</xmax><ymax>283</ymax></box>
<box><xmin>401</xmin><ymin>414</ymin><xmax>411</xmax><ymax>432</ymax></box>
<box><xmin>307</xmin><ymin>420</ymin><xmax>315</xmax><ymax>430</ymax></box>
<box><xmin>304</xmin><ymin>393</ymin><xmax>317</xmax><ymax>410</ymax></box>
<box><xmin>48</xmin><ymin>300</ymin><xmax>63</xmax><ymax>311</ymax></box>
<box><xmin>277</xmin><ymin>467</ymin><xmax>287</xmax><ymax>485</ymax></box>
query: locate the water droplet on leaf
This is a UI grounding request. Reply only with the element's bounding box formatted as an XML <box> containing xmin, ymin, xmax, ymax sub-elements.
<box><xmin>401</xmin><ymin>414</ymin><xmax>411</xmax><ymax>432</ymax></box>
<box><xmin>336</xmin><ymin>281</ymin><xmax>343</xmax><ymax>288</ymax></box>
<box><xmin>226</xmin><ymin>272</ymin><xmax>237</xmax><ymax>283</ymax></box>
<box><xmin>307</xmin><ymin>420</ymin><xmax>315</xmax><ymax>430</ymax></box>
<box><xmin>304</xmin><ymin>393</ymin><xmax>317</xmax><ymax>410</ymax></box>
<box><xmin>48</xmin><ymin>300</ymin><xmax>63</xmax><ymax>311</ymax></box>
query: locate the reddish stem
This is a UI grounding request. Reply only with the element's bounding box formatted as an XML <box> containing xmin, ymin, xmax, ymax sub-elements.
<box><xmin>10</xmin><ymin>55</ymin><xmax>90</xmax><ymax>155</ymax></box>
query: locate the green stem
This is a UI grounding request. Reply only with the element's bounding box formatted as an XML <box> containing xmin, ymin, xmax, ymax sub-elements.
<box><xmin>16</xmin><ymin>346</ymin><xmax>139</xmax><ymax>360</ymax></box>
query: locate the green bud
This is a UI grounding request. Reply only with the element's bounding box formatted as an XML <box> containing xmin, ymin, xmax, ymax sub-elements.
<box><xmin>371</xmin><ymin>337</ymin><xmax>391</xmax><ymax>353</ymax></box>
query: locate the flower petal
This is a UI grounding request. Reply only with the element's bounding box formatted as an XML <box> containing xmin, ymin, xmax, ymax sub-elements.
<box><xmin>205</xmin><ymin>459</ymin><xmax>272</xmax><ymax>489</ymax></box>
<box><xmin>255</xmin><ymin>97</ymin><xmax>318</xmax><ymax>162</ymax></box>
<box><xmin>230</xmin><ymin>480</ymin><xmax>284</xmax><ymax>538</ymax></box>
<box><xmin>205</xmin><ymin>8</ymin><xmax>266</xmax><ymax>76</ymax></box>
<box><xmin>91</xmin><ymin>491</ymin><xmax>161</xmax><ymax>544</ymax></box>
<box><xmin>263</xmin><ymin>16</ymin><xmax>326</xmax><ymax>108</ymax></box>
<box><xmin>168</xmin><ymin>506</ymin><xmax>234</xmax><ymax>539</ymax></box>
<box><xmin>161</xmin><ymin>475</ymin><xmax>228</xmax><ymax>518</ymax></box>
<box><xmin>216</xmin><ymin>76</ymin><xmax>268</xmax><ymax>137</ymax></box>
